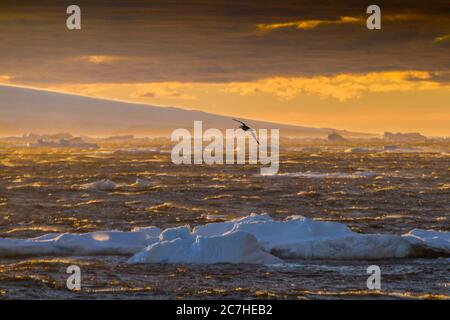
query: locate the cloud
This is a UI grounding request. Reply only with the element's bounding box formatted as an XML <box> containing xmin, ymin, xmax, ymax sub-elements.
<box><xmin>1</xmin><ymin>1</ymin><xmax>449</xmax><ymax>84</ymax></box>
<box><xmin>76</xmin><ymin>55</ymin><xmax>124</xmax><ymax>64</ymax></box>
<box><xmin>131</xmin><ymin>83</ymin><xmax>196</xmax><ymax>100</ymax></box>
<box><xmin>257</xmin><ymin>16</ymin><xmax>363</xmax><ymax>31</ymax></box>
<box><xmin>257</xmin><ymin>13</ymin><xmax>429</xmax><ymax>32</ymax></box>
<box><xmin>225</xmin><ymin>71</ymin><xmax>447</xmax><ymax>102</ymax></box>
<box><xmin>19</xmin><ymin>70</ymin><xmax>450</xmax><ymax>104</ymax></box>
<box><xmin>434</xmin><ymin>34</ymin><xmax>450</xmax><ymax>43</ymax></box>
<box><xmin>0</xmin><ymin>75</ymin><xmax>12</xmax><ymax>82</ymax></box>
<box><xmin>46</xmin><ymin>82</ymin><xmax>196</xmax><ymax>100</ymax></box>
<box><xmin>384</xmin><ymin>13</ymin><xmax>427</xmax><ymax>21</ymax></box>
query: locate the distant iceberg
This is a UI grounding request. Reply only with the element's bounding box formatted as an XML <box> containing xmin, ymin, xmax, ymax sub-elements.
<box><xmin>383</xmin><ymin>132</ymin><xmax>427</xmax><ymax>142</ymax></box>
<box><xmin>28</xmin><ymin>138</ymin><xmax>98</xmax><ymax>149</ymax></box>
<box><xmin>0</xmin><ymin>214</ymin><xmax>448</xmax><ymax>264</ymax></box>
<box><xmin>344</xmin><ymin>145</ymin><xmax>446</xmax><ymax>154</ymax></box>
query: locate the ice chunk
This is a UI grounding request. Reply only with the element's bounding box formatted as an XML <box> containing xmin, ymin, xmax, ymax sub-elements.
<box><xmin>53</xmin><ymin>231</ymin><xmax>159</xmax><ymax>255</ymax></box>
<box><xmin>194</xmin><ymin>213</ymin><xmax>273</xmax><ymax>237</ymax></box>
<box><xmin>160</xmin><ymin>226</ymin><xmax>193</xmax><ymax>241</ymax></box>
<box><xmin>128</xmin><ymin>232</ymin><xmax>282</xmax><ymax>264</ymax></box>
<box><xmin>0</xmin><ymin>237</ymin><xmax>63</xmax><ymax>257</ymax></box>
<box><xmin>131</xmin><ymin>226</ymin><xmax>161</xmax><ymax>237</ymax></box>
<box><xmin>403</xmin><ymin>229</ymin><xmax>450</xmax><ymax>253</ymax></box>
<box><xmin>0</xmin><ymin>230</ymin><xmax>159</xmax><ymax>257</ymax></box>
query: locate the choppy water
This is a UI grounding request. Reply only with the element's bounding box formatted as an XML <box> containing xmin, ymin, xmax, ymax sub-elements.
<box><xmin>0</xmin><ymin>146</ymin><xmax>449</xmax><ymax>299</ymax></box>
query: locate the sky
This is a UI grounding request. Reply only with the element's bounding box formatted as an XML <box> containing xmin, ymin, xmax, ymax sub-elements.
<box><xmin>0</xmin><ymin>0</ymin><xmax>449</xmax><ymax>136</ymax></box>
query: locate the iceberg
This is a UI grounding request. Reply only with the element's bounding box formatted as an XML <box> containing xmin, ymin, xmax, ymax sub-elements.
<box><xmin>193</xmin><ymin>215</ymin><xmax>414</xmax><ymax>260</ymax></box>
<box><xmin>27</xmin><ymin>138</ymin><xmax>99</xmax><ymax>149</ymax></box>
<box><xmin>129</xmin><ymin>231</ymin><xmax>282</xmax><ymax>264</ymax></box>
<box><xmin>0</xmin><ymin>214</ymin><xmax>448</xmax><ymax>264</ymax></box>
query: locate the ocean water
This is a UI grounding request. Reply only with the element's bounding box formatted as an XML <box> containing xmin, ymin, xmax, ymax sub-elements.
<box><xmin>0</xmin><ymin>147</ymin><xmax>448</xmax><ymax>299</ymax></box>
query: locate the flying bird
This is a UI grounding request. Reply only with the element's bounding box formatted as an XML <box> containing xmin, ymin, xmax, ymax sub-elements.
<box><xmin>232</xmin><ymin>119</ymin><xmax>259</xmax><ymax>145</ymax></box>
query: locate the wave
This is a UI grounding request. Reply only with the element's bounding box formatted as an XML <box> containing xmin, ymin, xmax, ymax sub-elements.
<box><xmin>132</xmin><ymin>178</ymin><xmax>152</xmax><ymax>187</ymax></box>
<box><xmin>80</xmin><ymin>179</ymin><xmax>117</xmax><ymax>191</ymax></box>
<box><xmin>0</xmin><ymin>214</ymin><xmax>448</xmax><ymax>264</ymax></box>
<box><xmin>79</xmin><ymin>177</ymin><xmax>152</xmax><ymax>191</ymax></box>
<box><xmin>262</xmin><ymin>171</ymin><xmax>378</xmax><ymax>179</ymax></box>
<box><xmin>344</xmin><ymin>147</ymin><xmax>372</xmax><ymax>153</ymax></box>
<box><xmin>114</xmin><ymin>148</ymin><xmax>160</xmax><ymax>154</ymax></box>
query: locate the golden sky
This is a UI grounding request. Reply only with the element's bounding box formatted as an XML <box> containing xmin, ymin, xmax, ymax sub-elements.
<box><xmin>1</xmin><ymin>0</ymin><xmax>449</xmax><ymax>136</ymax></box>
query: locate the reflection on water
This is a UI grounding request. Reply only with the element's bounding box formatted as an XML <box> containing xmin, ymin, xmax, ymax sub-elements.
<box><xmin>0</xmin><ymin>145</ymin><xmax>448</xmax><ymax>299</ymax></box>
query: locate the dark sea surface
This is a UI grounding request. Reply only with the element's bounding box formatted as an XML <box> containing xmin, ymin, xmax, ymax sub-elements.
<box><xmin>0</xmin><ymin>146</ymin><xmax>448</xmax><ymax>299</ymax></box>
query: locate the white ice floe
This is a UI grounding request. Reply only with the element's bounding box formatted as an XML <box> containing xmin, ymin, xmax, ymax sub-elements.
<box><xmin>403</xmin><ymin>229</ymin><xmax>450</xmax><ymax>253</ymax></box>
<box><xmin>160</xmin><ymin>226</ymin><xmax>192</xmax><ymax>241</ymax></box>
<box><xmin>0</xmin><ymin>230</ymin><xmax>160</xmax><ymax>257</ymax></box>
<box><xmin>81</xmin><ymin>179</ymin><xmax>117</xmax><ymax>191</ymax></box>
<box><xmin>194</xmin><ymin>214</ymin><xmax>273</xmax><ymax>237</ymax></box>
<box><xmin>0</xmin><ymin>214</ymin><xmax>448</xmax><ymax>264</ymax></box>
<box><xmin>51</xmin><ymin>231</ymin><xmax>159</xmax><ymax>255</ymax></box>
<box><xmin>193</xmin><ymin>214</ymin><xmax>413</xmax><ymax>260</ymax></box>
<box><xmin>129</xmin><ymin>231</ymin><xmax>282</xmax><ymax>264</ymax></box>
<box><xmin>131</xmin><ymin>226</ymin><xmax>162</xmax><ymax>237</ymax></box>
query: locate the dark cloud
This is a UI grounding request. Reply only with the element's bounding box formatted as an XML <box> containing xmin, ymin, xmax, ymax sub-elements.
<box><xmin>0</xmin><ymin>0</ymin><xmax>449</xmax><ymax>84</ymax></box>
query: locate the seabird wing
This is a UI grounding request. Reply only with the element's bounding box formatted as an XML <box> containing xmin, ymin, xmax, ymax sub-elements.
<box><xmin>250</xmin><ymin>129</ymin><xmax>260</xmax><ymax>145</ymax></box>
<box><xmin>232</xmin><ymin>118</ymin><xmax>246</xmax><ymax>126</ymax></box>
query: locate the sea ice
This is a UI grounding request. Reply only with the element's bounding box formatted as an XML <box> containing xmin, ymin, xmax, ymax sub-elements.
<box><xmin>128</xmin><ymin>231</ymin><xmax>282</xmax><ymax>264</ymax></box>
<box><xmin>0</xmin><ymin>214</ymin><xmax>448</xmax><ymax>264</ymax></box>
